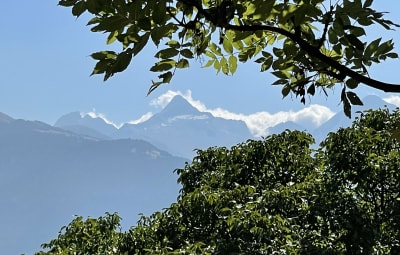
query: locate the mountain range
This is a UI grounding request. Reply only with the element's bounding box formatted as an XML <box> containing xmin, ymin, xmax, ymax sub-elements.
<box><xmin>55</xmin><ymin>94</ymin><xmax>397</xmax><ymax>150</ymax></box>
<box><xmin>55</xmin><ymin>95</ymin><xmax>253</xmax><ymax>159</ymax></box>
<box><xmin>0</xmin><ymin>94</ymin><xmax>396</xmax><ymax>254</ymax></box>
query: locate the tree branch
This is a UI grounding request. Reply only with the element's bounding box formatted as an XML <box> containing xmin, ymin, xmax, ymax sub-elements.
<box><xmin>176</xmin><ymin>0</ymin><xmax>400</xmax><ymax>93</ymax></box>
<box><xmin>226</xmin><ymin>23</ymin><xmax>400</xmax><ymax>92</ymax></box>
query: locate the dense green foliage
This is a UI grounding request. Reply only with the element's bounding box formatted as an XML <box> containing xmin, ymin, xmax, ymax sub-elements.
<box><xmin>35</xmin><ymin>108</ymin><xmax>400</xmax><ymax>254</ymax></box>
<box><xmin>58</xmin><ymin>0</ymin><xmax>400</xmax><ymax>116</ymax></box>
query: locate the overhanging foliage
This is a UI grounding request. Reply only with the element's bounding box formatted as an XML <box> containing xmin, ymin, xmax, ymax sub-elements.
<box><xmin>58</xmin><ymin>0</ymin><xmax>400</xmax><ymax>117</ymax></box>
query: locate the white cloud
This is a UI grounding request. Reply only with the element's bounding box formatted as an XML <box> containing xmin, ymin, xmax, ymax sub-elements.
<box><xmin>82</xmin><ymin>109</ymin><xmax>153</xmax><ymax>128</ymax></box>
<box><xmin>203</xmin><ymin>106</ymin><xmax>334</xmax><ymax>137</ymax></box>
<box><xmin>150</xmin><ymin>90</ymin><xmax>184</xmax><ymax>108</ymax></box>
<box><xmin>128</xmin><ymin>112</ymin><xmax>153</xmax><ymax>124</ymax></box>
<box><xmin>151</xmin><ymin>90</ymin><xmax>336</xmax><ymax>137</ymax></box>
<box><xmin>289</xmin><ymin>105</ymin><xmax>335</xmax><ymax>128</ymax></box>
<box><xmin>383</xmin><ymin>95</ymin><xmax>400</xmax><ymax>107</ymax></box>
<box><xmin>84</xmin><ymin>110</ymin><xmax>120</xmax><ymax>128</ymax></box>
<box><xmin>150</xmin><ymin>90</ymin><xmax>207</xmax><ymax>111</ymax></box>
<box><xmin>76</xmin><ymin>90</ymin><xmax>336</xmax><ymax>135</ymax></box>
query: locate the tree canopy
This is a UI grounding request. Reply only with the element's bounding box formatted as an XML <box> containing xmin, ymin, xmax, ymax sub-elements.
<box><xmin>58</xmin><ymin>0</ymin><xmax>400</xmax><ymax>116</ymax></box>
<box><xmin>35</xmin><ymin>108</ymin><xmax>400</xmax><ymax>254</ymax></box>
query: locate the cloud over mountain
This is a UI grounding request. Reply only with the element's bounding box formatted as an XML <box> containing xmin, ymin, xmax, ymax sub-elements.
<box><xmin>149</xmin><ymin>90</ymin><xmax>335</xmax><ymax>136</ymax></box>
<box><xmin>383</xmin><ymin>95</ymin><xmax>400</xmax><ymax>107</ymax></box>
<box><xmin>55</xmin><ymin>90</ymin><xmax>338</xmax><ymax>138</ymax></box>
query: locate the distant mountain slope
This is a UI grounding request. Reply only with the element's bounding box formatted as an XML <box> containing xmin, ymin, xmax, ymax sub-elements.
<box><xmin>0</xmin><ymin>112</ymin><xmax>13</xmax><ymax>123</ymax></box>
<box><xmin>0</xmin><ymin>116</ymin><xmax>186</xmax><ymax>255</ymax></box>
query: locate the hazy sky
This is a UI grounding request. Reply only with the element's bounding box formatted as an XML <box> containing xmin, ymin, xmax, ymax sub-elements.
<box><xmin>1</xmin><ymin>1</ymin><xmax>400</xmax><ymax>135</ymax></box>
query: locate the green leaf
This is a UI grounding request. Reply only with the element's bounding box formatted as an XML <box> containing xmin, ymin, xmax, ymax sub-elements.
<box><xmin>272</xmin><ymin>79</ymin><xmax>288</xmax><ymax>85</ymax></box>
<box><xmin>273</xmin><ymin>47</ymin><xmax>283</xmax><ymax>57</ymax></box>
<box><xmin>180</xmin><ymin>49</ymin><xmax>194</xmax><ymax>59</ymax></box>
<box><xmin>375</xmin><ymin>40</ymin><xmax>394</xmax><ymax>55</ymax></box>
<box><xmin>209</xmin><ymin>43</ymin><xmax>223</xmax><ymax>56</ymax></box>
<box><xmin>341</xmin><ymin>88</ymin><xmax>351</xmax><ymax>118</ymax></box>
<box><xmin>272</xmin><ymin>70</ymin><xmax>290</xmax><ymax>79</ymax></box>
<box><xmin>158</xmin><ymin>71</ymin><xmax>173</xmax><ymax>83</ymax></box>
<box><xmin>90</xmin><ymin>51</ymin><xmax>116</xmax><ymax>60</ymax></box>
<box><xmin>154</xmin><ymin>48</ymin><xmax>179</xmax><ymax>59</ymax></box>
<box><xmin>307</xmin><ymin>84</ymin><xmax>315</xmax><ymax>96</ymax></box>
<box><xmin>150</xmin><ymin>59</ymin><xmax>176</xmax><ymax>72</ymax></box>
<box><xmin>112</xmin><ymin>51</ymin><xmax>132</xmax><ymax>73</ymax></box>
<box><xmin>364</xmin><ymin>0</ymin><xmax>373</xmax><ymax>8</ymax></box>
<box><xmin>202</xmin><ymin>59</ymin><xmax>215</xmax><ymax>68</ymax></box>
<box><xmin>386</xmin><ymin>52</ymin><xmax>399</xmax><ymax>58</ymax></box>
<box><xmin>58</xmin><ymin>0</ymin><xmax>78</xmax><ymax>7</ymax></box>
<box><xmin>148</xmin><ymin>80</ymin><xmax>163</xmax><ymax>95</ymax></box>
<box><xmin>346</xmin><ymin>91</ymin><xmax>363</xmax><ymax>105</ymax></box>
<box><xmin>153</xmin><ymin>0</ymin><xmax>167</xmax><ymax>25</ymax></box>
<box><xmin>223</xmin><ymin>38</ymin><xmax>233</xmax><ymax>54</ymax></box>
<box><xmin>176</xmin><ymin>58</ymin><xmax>189</xmax><ymax>68</ymax></box>
<box><xmin>205</xmin><ymin>50</ymin><xmax>217</xmax><ymax>60</ymax></box>
<box><xmin>229</xmin><ymin>55</ymin><xmax>238</xmax><ymax>74</ymax></box>
<box><xmin>346</xmin><ymin>79</ymin><xmax>359</xmax><ymax>89</ymax></box>
<box><xmin>71</xmin><ymin>1</ymin><xmax>86</xmax><ymax>17</ymax></box>
<box><xmin>132</xmin><ymin>33</ymin><xmax>150</xmax><ymax>56</ymax></box>
<box><xmin>328</xmin><ymin>28</ymin><xmax>339</xmax><ymax>44</ymax></box>
<box><xmin>260</xmin><ymin>52</ymin><xmax>273</xmax><ymax>72</ymax></box>
<box><xmin>350</xmin><ymin>27</ymin><xmax>366</xmax><ymax>37</ymax></box>
<box><xmin>91</xmin><ymin>16</ymin><xmax>128</xmax><ymax>32</ymax></box>
<box><xmin>345</xmin><ymin>34</ymin><xmax>364</xmax><ymax>51</ymax></box>
<box><xmin>220</xmin><ymin>57</ymin><xmax>229</xmax><ymax>75</ymax></box>
<box><xmin>364</xmin><ymin>38</ymin><xmax>382</xmax><ymax>58</ymax></box>
<box><xmin>151</xmin><ymin>23</ymin><xmax>177</xmax><ymax>46</ymax></box>
<box><xmin>137</xmin><ymin>18</ymin><xmax>152</xmax><ymax>31</ymax></box>
<box><xmin>86</xmin><ymin>0</ymin><xmax>100</xmax><ymax>14</ymax></box>
<box><xmin>232</xmin><ymin>40</ymin><xmax>244</xmax><ymax>50</ymax></box>
<box><xmin>166</xmin><ymin>40</ymin><xmax>180</xmax><ymax>49</ymax></box>
<box><xmin>282</xmin><ymin>85</ymin><xmax>291</xmax><ymax>98</ymax></box>
<box><xmin>106</xmin><ymin>30</ymin><xmax>118</xmax><ymax>45</ymax></box>
<box><xmin>91</xmin><ymin>59</ymin><xmax>112</xmax><ymax>76</ymax></box>
<box><xmin>213</xmin><ymin>59</ymin><xmax>221</xmax><ymax>73</ymax></box>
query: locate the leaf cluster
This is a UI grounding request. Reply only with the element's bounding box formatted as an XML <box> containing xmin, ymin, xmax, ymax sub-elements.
<box><xmin>58</xmin><ymin>0</ymin><xmax>400</xmax><ymax>116</ymax></box>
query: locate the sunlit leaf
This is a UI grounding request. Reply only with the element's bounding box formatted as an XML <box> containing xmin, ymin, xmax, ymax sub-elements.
<box><xmin>223</xmin><ymin>38</ymin><xmax>233</xmax><ymax>54</ymax></box>
<box><xmin>155</xmin><ymin>48</ymin><xmax>179</xmax><ymax>59</ymax></box>
<box><xmin>220</xmin><ymin>57</ymin><xmax>229</xmax><ymax>75</ymax></box>
<box><xmin>176</xmin><ymin>58</ymin><xmax>189</xmax><ymax>68</ymax></box>
<box><xmin>150</xmin><ymin>59</ymin><xmax>176</xmax><ymax>72</ymax></box>
<box><xmin>229</xmin><ymin>55</ymin><xmax>238</xmax><ymax>74</ymax></box>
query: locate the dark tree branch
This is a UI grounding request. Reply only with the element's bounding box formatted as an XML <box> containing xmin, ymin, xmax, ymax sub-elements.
<box><xmin>226</xmin><ymin>23</ymin><xmax>400</xmax><ymax>92</ymax></box>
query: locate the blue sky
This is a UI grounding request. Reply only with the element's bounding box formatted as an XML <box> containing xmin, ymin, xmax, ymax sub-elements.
<box><xmin>1</xmin><ymin>1</ymin><xmax>400</xmax><ymax>136</ymax></box>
